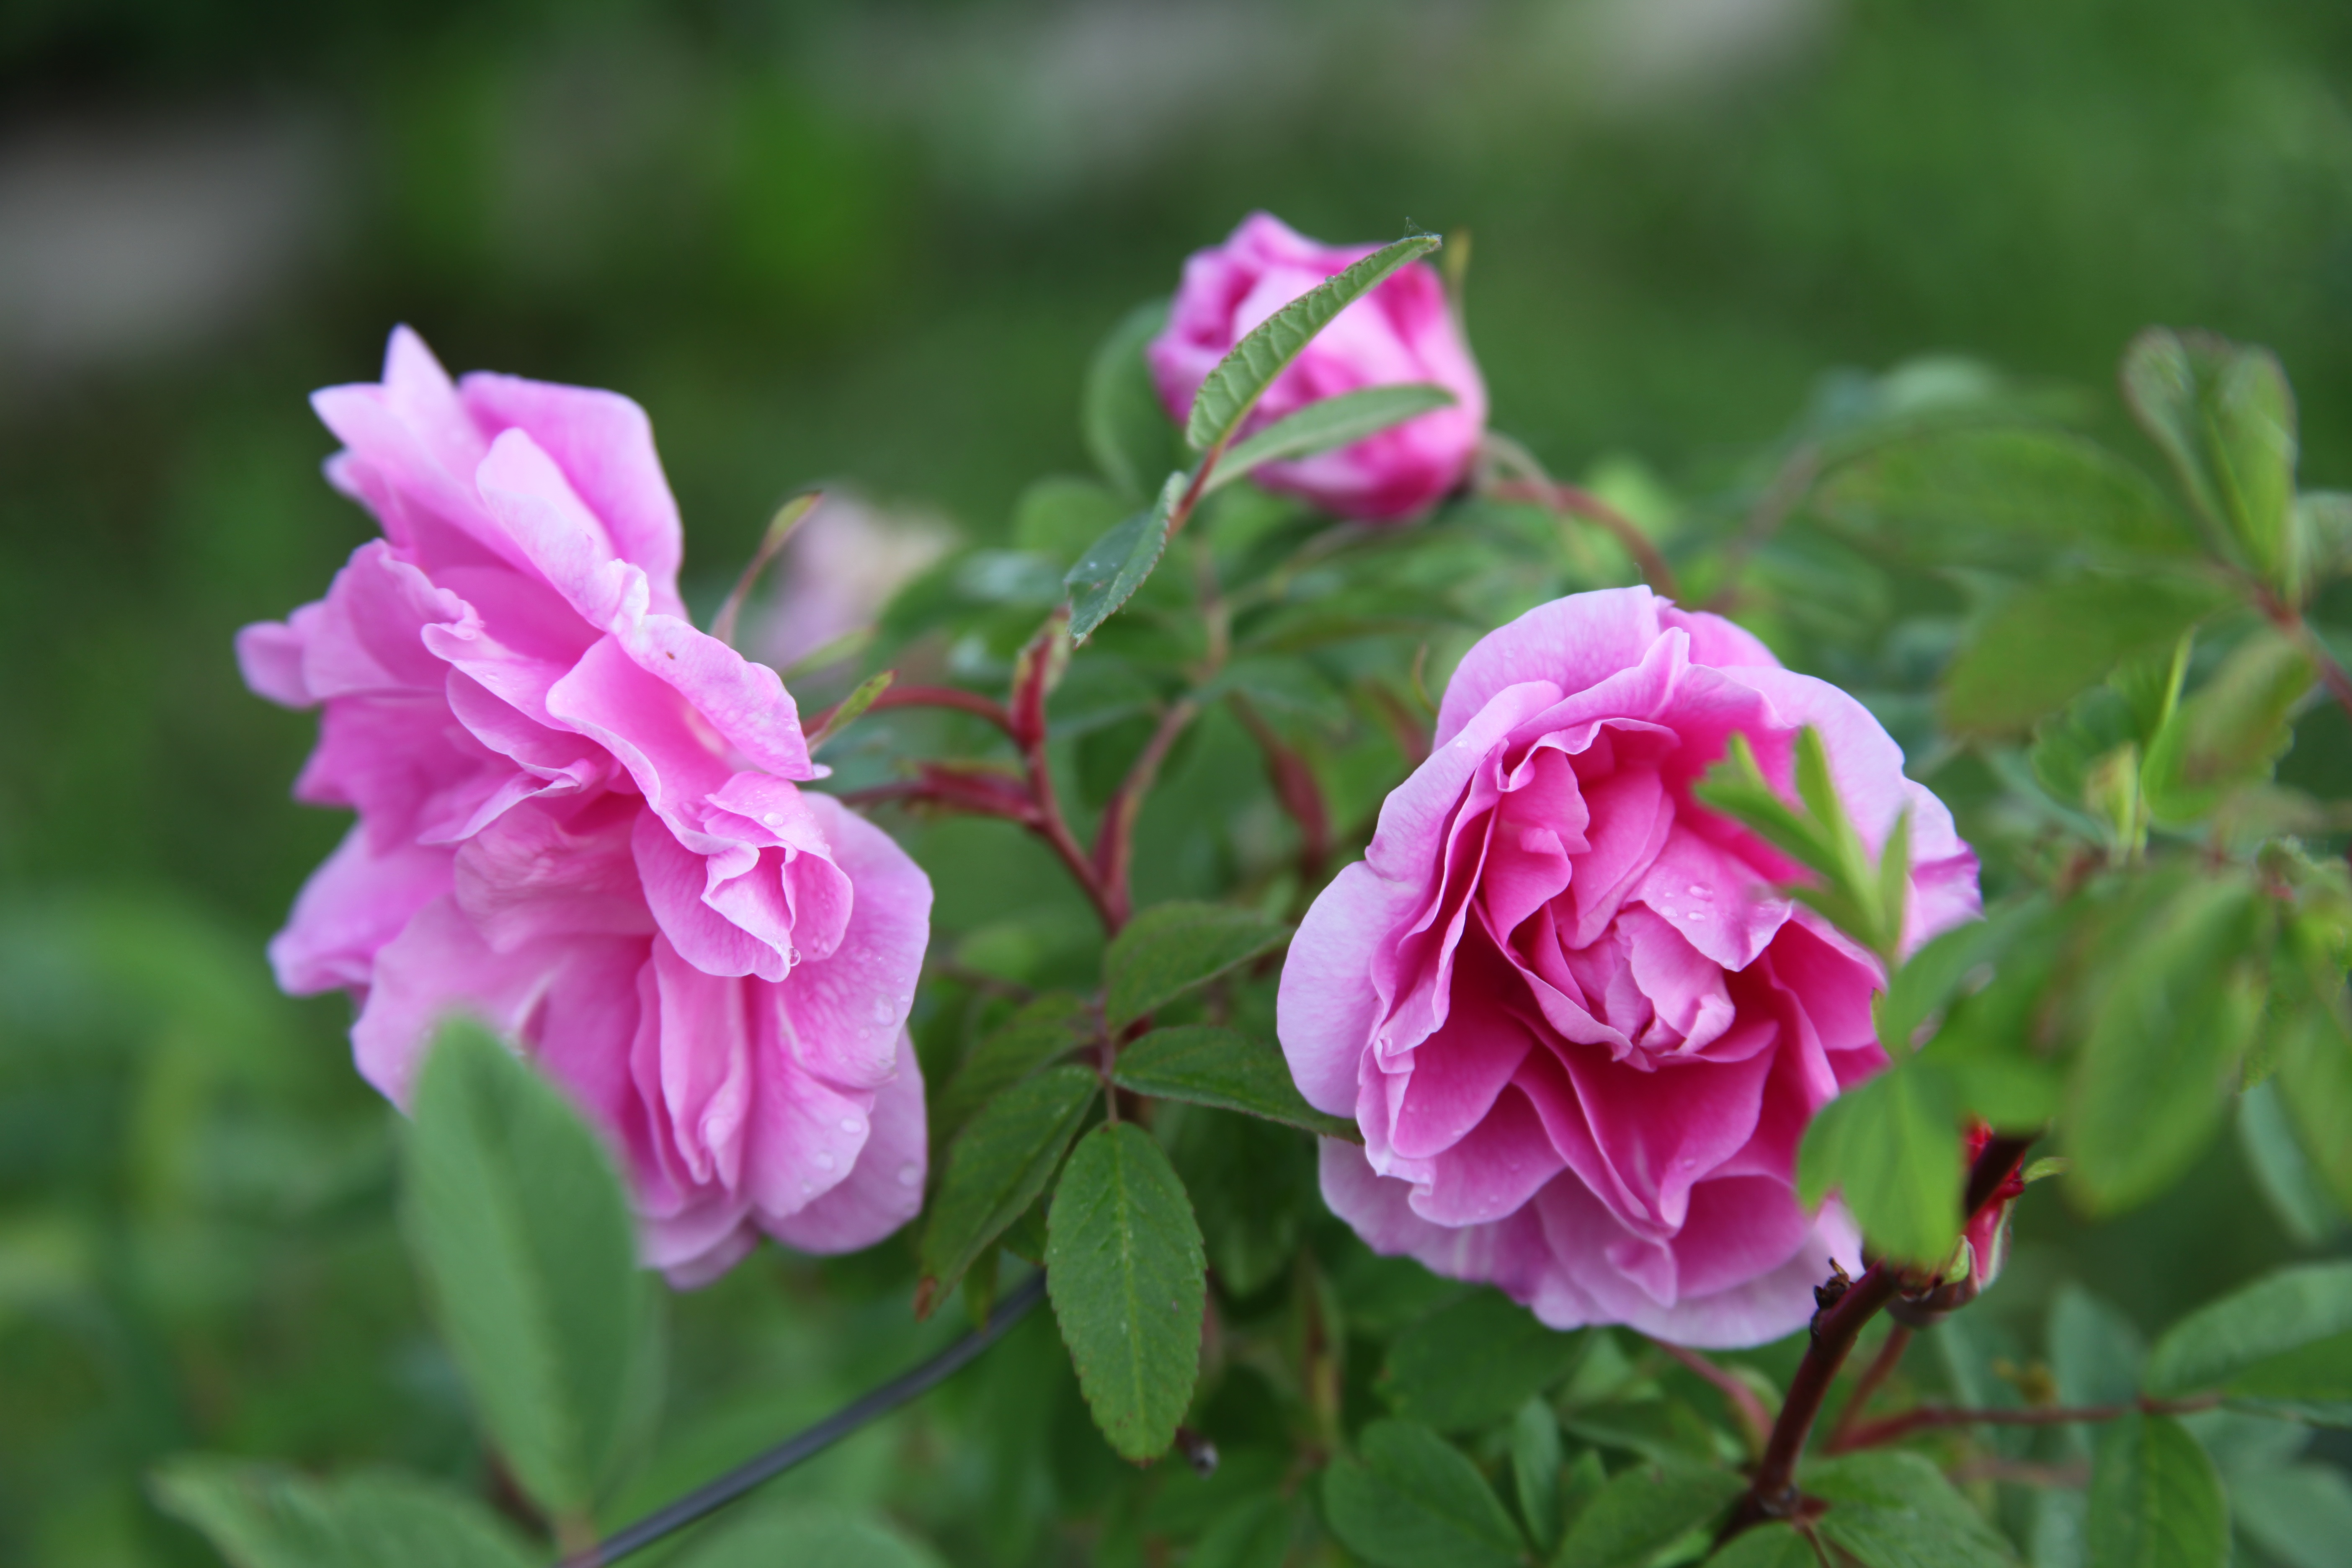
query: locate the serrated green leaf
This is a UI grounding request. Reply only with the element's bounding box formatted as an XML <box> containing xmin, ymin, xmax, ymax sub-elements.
<box><xmin>935</xmin><ymin>993</ymin><xmax>1093</xmax><ymax>1141</ymax></box>
<box><xmin>2275</xmin><ymin>1001</ymin><xmax>2352</xmax><ymax>1213</ymax></box>
<box><xmin>2236</xmin><ymin>1076</ymin><xmax>2347</xmax><ymax>1246</ymax></box>
<box><xmin>1554</xmin><ymin>1460</ymin><xmax>1744</xmax><ymax>1568</ymax></box>
<box><xmin>1941</xmin><ymin>573</ymin><xmax>2231</xmax><ymax>735</ymax></box>
<box><xmin>918</xmin><ymin>1063</ymin><xmax>1099</xmax><ymax>1316</ymax></box>
<box><xmin>1206</xmin><ymin>383</ymin><xmax>1458</xmax><ymax>492</ymax></box>
<box><xmin>1707</xmin><ymin>1522</ymin><xmax>1818</xmax><ymax>1568</ymax></box>
<box><xmin>1188</xmin><ymin>1493</ymin><xmax>1296</xmax><ymax>1568</ymax></box>
<box><xmin>1101</xmin><ymin>901</ymin><xmax>1289</xmax><ymax>1031</ymax></box>
<box><xmin>1044</xmin><ymin>1122</ymin><xmax>1205</xmax><ymax>1461</ymax></box>
<box><xmin>1169</xmin><ymin>1103</ymin><xmax>1314</xmax><ymax>1295</ymax></box>
<box><xmin>1796</xmin><ymin>1064</ymin><xmax>1963</xmax><ymax>1267</ymax></box>
<box><xmin>2144</xmin><ymin>1262</ymin><xmax>2352</xmax><ymax>1409</ymax></box>
<box><xmin>1085</xmin><ymin>299</ymin><xmax>1181</xmax><ymax>502</ymax></box>
<box><xmin>2086</xmin><ymin>1413</ymin><xmax>2228</xmax><ymax>1568</ymax></box>
<box><xmin>1873</xmin><ymin>900</ymin><xmax>2038</xmax><ymax>1060</ymax></box>
<box><xmin>1112</xmin><ymin>1025</ymin><xmax>1357</xmax><ymax>1139</ymax></box>
<box><xmin>2064</xmin><ymin>877</ymin><xmax>2264</xmax><ymax>1216</ymax></box>
<box><xmin>1186</xmin><ymin>234</ymin><xmax>1441</xmax><ymax>453</ymax></box>
<box><xmin>1808</xmin><ymin>1449</ymin><xmax>2019</xmax><ymax>1568</ymax></box>
<box><xmin>1814</xmin><ymin>425</ymin><xmax>2195</xmax><ymax>561</ymax></box>
<box><xmin>1512</xmin><ymin>1398</ymin><xmax>1565</xmax><ymax>1557</ymax></box>
<box><xmin>1323</xmin><ymin>1418</ymin><xmax>1528</xmax><ymax>1568</ymax></box>
<box><xmin>2122</xmin><ymin>328</ymin><xmax>2300</xmax><ymax>601</ymax></box>
<box><xmin>401</xmin><ymin>1021</ymin><xmax>658</xmax><ymax>1519</ymax></box>
<box><xmin>1380</xmin><ymin>1289</ymin><xmax>1587</xmax><ymax>1433</ymax></box>
<box><xmin>2141</xmin><ymin>628</ymin><xmax>2314</xmax><ymax>824</ymax></box>
<box><xmin>1562</xmin><ymin>1400</ymin><xmax>1724</xmax><ymax>1467</ymax></box>
<box><xmin>1067</xmin><ymin>471</ymin><xmax>1185</xmax><ymax>645</ymax></box>
<box><xmin>674</xmin><ymin>1504</ymin><xmax>943</xmax><ymax>1568</ymax></box>
<box><xmin>150</xmin><ymin>1459</ymin><xmax>537</xmax><ymax>1568</ymax></box>
<box><xmin>1558</xmin><ymin>1449</ymin><xmax>1608</xmax><ymax>1540</ymax></box>
<box><xmin>2231</xmin><ymin>1463</ymin><xmax>2352</xmax><ymax>1568</ymax></box>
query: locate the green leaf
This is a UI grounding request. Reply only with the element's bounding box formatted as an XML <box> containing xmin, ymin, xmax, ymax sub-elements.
<box><xmin>2086</xmin><ymin>1413</ymin><xmax>2228</xmax><ymax>1568</ymax></box>
<box><xmin>934</xmin><ymin>993</ymin><xmax>1093</xmax><ymax>1141</ymax></box>
<box><xmin>918</xmin><ymin>1063</ymin><xmax>1099</xmax><ymax>1317</ymax></box>
<box><xmin>1014</xmin><ymin>475</ymin><xmax>1132</xmax><ymax>563</ymax></box>
<box><xmin>2144</xmin><ymin>1262</ymin><xmax>2352</xmax><ymax>1411</ymax></box>
<box><xmin>1941</xmin><ymin>573</ymin><xmax>2231</xmax><ymax>735</ymax></box>
<box><xmin>1170</xmin><ymin>1103</ymin><xmax>1315</xmax><ymax>1295</ymax></box>
<box><xmin>1112</xmin><ymin>1025</ymin><xmax>1357</xmax><ymax>1140</ymax></box>
<box><xmin>1186</xmin><ymin>233</ymin><xmax>1442</xmax><ymax>453</ymax></box>
<box><xmin>675</xmin><ymin>1504</ymin><xmax>943</xmax><ymax>1568</ymax></box>
<box><xmin>1512</xmin><ymin>1398</ymin><xmax>1565</xmax><ymax>1557</ymax></box>
<box><xmin>806</xmin><ymin>669</ymin><xmax>895</xmax><ymax>754</ymax></box>
<box><xmin>1380</xmin><ymin>1289</ymin><xmax>1588</xmax><ymax>1433</ymax></box>
<box><xmin>2231</xmin><ymin>1464</ymin><xmax>2352</xmax><ymax>1568</ymax></box>
<box><xmin>1559</xmin><ymin>1449</ymin><xmax>1608</xmax><ymax>1537</ymax></box>
<box><xmin>1044</xmin><ymin>1122</ymin><xmax>1206</xmax><ymax>1461</ymax></box>
<box><xmin>1707</xmin><ymin>1522</ymin><xmax>1820</xmax><ymax>1568</ymax></box>
<box><xmin>1808</xmin><ymin>1450</ymin><xmax>2019</xmax><ymax>1568</ymax></box>
<box><xmin>2048</xmin><ymin>1284</ymin><xmax>2145</xmax><ymax>1409</ymax></box>
<box><xmin>1796</xmin><ymin>1063</ymin><xmax>1963</xmax><ymax>1267</ymax></box>
<box><xmin>1554</xmin><ymin>1460</ymin><xmax>1745</xmax><ymax>1568</ymax></box>
<box><xmin>2275</xmin><ymin>1001</ymin><xmax>2352</xmax><ymax>1213</ymax></box>
<box><xmin>1562</xmin><ymin>1400</ymin><xmax>1724</xmax><ymax>1467</ymax></box>
<box><xmin>1321</xmin><ymin>1418</ymin><xmax>1528</xmax><ymax>1568</ymax></box>
<box><xmin>1066</xmin><ymin>471</ymin><xmax>1186</xmax><ymax>645</ymax></box>
<box><xmin>2299</xmin><ymin>491</ymin><xmax>2352</xmax><ymax>585</ymax></box>
<box><xmin>2064</xmin><ymin>877</ymin><xmax>2265</xmax><ymax>1216</ymax></box>
<box><xmin>400</xmin><ymin>1021</ymin><xmax>658</xmax><ymax>1519</ymax></box>
<box><xmin>1875</xmin><ymin>901</ymin><xmax>2033</xmax><ymax>1059</ymax></box>
<box><xmin>2141</xmin><ymin>627</ymin><xmax>2315</xmax><ymax>824</ymax></box>
<box><xmin>1084</xmin><ymin>299</ymin><xmax>1181</xmax><ymax>503</ymax></box>
<box><xmin>1188</xmin><ymin>1493</ymin><xmax>1296</xmax><ymax>1568</ymax></box>
<box><xmin>2122</xmin><ymin>328</ymin><xmax>2300</xmax><ymax>601</ymax></box>
<box><xmin>1101</xmin><ymin>901</ymin><xmax>1289</xmax><ymax>1032</ymax></box>
<box><xmin>1813</xmin><ymin>425</ymin><xmax>2195</xmax><ymax>561</ymax></box>
<box><xmin>150</xmin><ymin>1459</ymin><xmax>536</xmax><ymax>1568</ymax></box>
<box><xmin>1206</xmin><ymin>383</ymin><xmax>1459</xmax><ymax>492</ymax></box>
<box><xmin>2236</xmin><ymin>1077</ymin><xmax>2346</xmax><ymax>1247</ymax></box>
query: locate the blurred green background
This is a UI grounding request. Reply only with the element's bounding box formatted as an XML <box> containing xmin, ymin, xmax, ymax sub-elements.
<box><xmin>5</xmin><ymin>0</ymin><xmax>2351</xmax><ymax>1562</ymax></box>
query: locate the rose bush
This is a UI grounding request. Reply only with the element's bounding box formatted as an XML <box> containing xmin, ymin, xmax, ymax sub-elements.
<box><xmin>1279</xmin><ymin>586</ymin><xmax>1980</xmax><ymax>1346</ymax></box>
<box><xmin>237</xmin><ymin>328</ymin><xmax>932</xmax><ymax>1284</ymax></box>
<box><xmin>1147</xmin><ymin>211</ymin><xmax>1486</xmax><ymax>522</ymax></box>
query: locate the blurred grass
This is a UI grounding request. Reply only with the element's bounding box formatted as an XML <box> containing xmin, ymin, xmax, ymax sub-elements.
<box><xmin>4</xmin><ymin>0</ymin><xmax>2351</xmax><ymax>1560</ymax></box>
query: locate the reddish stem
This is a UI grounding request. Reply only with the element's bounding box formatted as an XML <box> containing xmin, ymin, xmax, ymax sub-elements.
<box><xmin>1825</xmin><ymin>1326</ymin><xmax>1912</xmax><ymax>1453</ymax></box>
<box><xmin>1093</xmin><ymin>699</ymin><xmax>1200</xmax><ymax>932</ymax></box>
<box><xmin>864</xmin><ymin>683</ymin><xmax>1019</xmax><ymax>739</ymax></box>
<box><xmin>1228</xmin><ymin>692</ymin><xmax>1331</xmax><ymax>888</ymax></box>
<box><xmin>1485</xmin><ymin>477</ymin><xmax>1679</xmax><ymax>600</ymax></box>
<box><xmin>1835</xmin><ymin>1393</ymin><xmax>2223</xmax><ymax>1453</ymax></box>
<box><xmin>1724</xmin><ymin>1132</ymin><xmax>2036</xmax><ymax>1536</ymax></box>
<box><xmin>1656</xmin><ymin>1342</ymin><xmax>1774</xmax><ymax>1457</ymax></box>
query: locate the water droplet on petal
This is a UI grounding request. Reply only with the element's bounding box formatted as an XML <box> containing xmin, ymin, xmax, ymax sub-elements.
<box><xmin>871</xmin><ymin>1000</ymin><xmax>893</xmax><ymax>1024</ymax></box>
<box><xmin>897</xmin><ymin>1163</ymin><xmax>921</xmax><ymax>1186</ymax></box>
<box><xmin>840</xmin><ymin>1117</ymin><xmax>861</xmax><ymax>1134</ymax></box>
<box><xmin>764</xmin><ymin>812</ymin><xmax>784</xmax><ymax>828</ymax></box>
<box><xmin>816</xmin><ymin>1151</ymin><xmax>836</xmax><ymax>1170</ymax></box>
<box><xmin>1687</xmin><ymin>883</ymin><xmax>1707</xmax><ymax>897</ymax></box>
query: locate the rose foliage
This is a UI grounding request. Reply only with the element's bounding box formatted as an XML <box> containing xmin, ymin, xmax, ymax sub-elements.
<box><xmin>169</xmin><ymin>216</ymin><xmax>2352</xmax><ymax>1568</ymax></box>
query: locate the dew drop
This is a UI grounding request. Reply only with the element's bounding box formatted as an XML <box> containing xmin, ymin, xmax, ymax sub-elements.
<box><xmin>764</xmin><ymin>812</ymin><xmax>784</xmax><ymax>828</ymax></box>
<box><xmin>871</xmin><ymin>1000</ymin><xmax>893</xmax><ymax>1024</ymax></box>
<box><xmin>1687</xmin><ymin>883</ymin><xmax>1707</xmax><ymax>897</ymax></box>
<box><xmin>840</xmin><ymin>1117</ymin><xmax>862</xmax><ymax>1134</ymax></box>
<box><xmin>816</xmin><ymin>1151</ymin><xmax>836</xmax><ymax>1170</ymax></box>
<box><xmin>897</xmin><ymin>1162</ymin><xmax>921</xmax><ymax>1187</ymax></box>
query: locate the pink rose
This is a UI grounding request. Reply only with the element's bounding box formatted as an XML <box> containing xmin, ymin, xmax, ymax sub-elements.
<box><xmin>1279</xmin><ymin>588</ymin><xmax>1979</xmax><ymax>1347</ymax></box>
<box><xmin>238</xmin><ymin>328</ymin><xmax>933</xmax><ymax>1285</ymax></box>
<box><xmin>1147</xmin><ymin>211</ymin><xmax>1487</xmax><ymax>523</ymax></box>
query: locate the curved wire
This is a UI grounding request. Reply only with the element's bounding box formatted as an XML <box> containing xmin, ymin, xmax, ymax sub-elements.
<box><xmin>557</xmin><ymin>1271</ymin><xmax>1048</xmax><ymax>1565</ymax></box>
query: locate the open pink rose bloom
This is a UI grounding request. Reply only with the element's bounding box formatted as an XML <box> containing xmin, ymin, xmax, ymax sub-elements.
<box><xmin>1148</xmin><ymin>211</ymin><xmax>1487</xmax><ymax>523</ymax></box>
<box><xmin>238</xmin><ymin>328</ymin><xmax>932</xmax><ymax>1285</ymax></box>
<box><xmin>1279</xmin><ymin>588</ymin><xmax>1979</xmax><ymax>1346</ymax></box>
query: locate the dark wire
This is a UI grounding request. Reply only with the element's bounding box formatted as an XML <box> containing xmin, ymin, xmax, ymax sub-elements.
<box><xmin>557</xmin><ymin>1271</ymin><xmax>1048</xmax><ymax>1566</ymax></box>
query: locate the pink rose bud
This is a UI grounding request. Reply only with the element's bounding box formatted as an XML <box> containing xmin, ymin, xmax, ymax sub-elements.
<box><xmin>1147</xmin><ymin>211</ymin><xmax>1487</xmax><ymax>523</ymax></box>
<box><xmin>1278</xmin><ymin>588</ymin><xmax>1980</xmax><ymax>1348</ymax></box>
<box><xmin>1891</xmin><ymin>1121</ymin><xmax>2023</xmax><ymax>1326</ymax></box>
<box><xmin>238</xmin><ymin>328</ymin><xmax>934</xmax><ymax>1286</ymax></box>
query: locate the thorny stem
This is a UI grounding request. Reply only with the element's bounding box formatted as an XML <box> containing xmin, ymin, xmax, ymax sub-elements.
<box><xmin>1825</xmin><ymin>1326</ymin><xmax>1912</xmax><ymax>1453</ymax></box>
<box><xmin>1834</xmin><ymin>1392</ymin><xmax>2224</xmax><ymax>1453</ymax></box>
<box><xmin>1656</xmin><ymin>1342</ymin><xmax>1773</xmax><ymax>1457</ymax></box>
<box><xmin>1723</xmin><ymin>1132</ymin><xmax>2036</xmax><ymax>1540</ymax></box>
